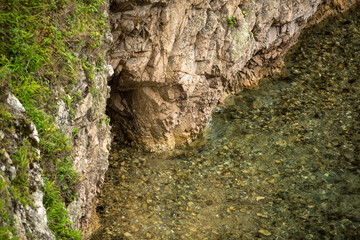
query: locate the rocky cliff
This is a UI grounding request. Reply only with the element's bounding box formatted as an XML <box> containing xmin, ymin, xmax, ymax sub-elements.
<box><xmin>1</xmin><ymin>0</ymin><xmax>358</xmax><ymax>239</ymax></box>
<box><xmin>1</xmin><ymin>47</ymin><xmax>113</xmax><ymax>240</ymax></box>
<box><xmin>1</xmin><ymin>94</ymin><xmax>55</xmax><ymax>240</ymax></box>
<box><xmin>0</xmin><ymin>1</ymin><xmax>113</xmax><ymax>239</ymax></box>
<box><xmin>107</xmin><ymin>0</ymin><xmax>358</xmax><ymax>152</ymax></box>
<box><xmin>63</xmin><ymin>61</ymin><xmax>113</xmax><ymax>237</ymax></box>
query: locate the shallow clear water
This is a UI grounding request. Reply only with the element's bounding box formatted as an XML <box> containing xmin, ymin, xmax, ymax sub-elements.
<box><xmin>92</xmin><ymin>6</ymin><xmax>360</xmax><ymax>240</ymax></box>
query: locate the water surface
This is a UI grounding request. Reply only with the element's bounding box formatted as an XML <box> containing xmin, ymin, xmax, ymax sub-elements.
<box><xmin>92</xmin><ymin>6</ymin><xmax>360</xmax><ymax>240</ymax></box>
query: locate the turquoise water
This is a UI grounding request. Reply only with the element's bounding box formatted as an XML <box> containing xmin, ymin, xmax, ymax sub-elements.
<box><xmin>92</xmin><ymin>5</ymin><xmax>360</xmax><ymax>240</ymax></box>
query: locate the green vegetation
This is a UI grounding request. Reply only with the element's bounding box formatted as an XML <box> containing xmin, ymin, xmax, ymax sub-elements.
<box><xmin>0</xmin><ymin>105</ymin><xmax>20</xmax><ymax>240</ymax></box>
<box><xmin>0</xmin><ymin>0</ymin><xmax>109</xmax><ymax>238</ymax></box>
<box><xmin>0</xmin><ymin>172</ymin><xmax>18</xmax><ymax>240</ymax></box>
<box><xmin>0</xmin><ymin>111</ymin><xmax>35</xmax><ymax>239</ymax></box>
<box><xmin>72</xmin><ymin>127</ymin><xmax>79</xmax><ymax>137</ymax></box>
<box><xmin>10</xmin><ymin>141</ymin><xmax>33</xmax><ymax>206</ymax></box>
<box><xmin>43</xmin><ymin>179</ymin><xmax>82</xmax><ymax>240</ymax></box>
<box><xmin>242</xmin><ymin>10</ymin><xmax>248</xmax><ymax>18</ymax></box>
<box><xmin>227</xmin><ymin>15</ymin><xmax>239</xmax><ymax>28</ymax></box>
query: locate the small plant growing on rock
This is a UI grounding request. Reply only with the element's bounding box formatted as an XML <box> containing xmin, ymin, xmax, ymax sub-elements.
<box><xmin>227</xmin><ymin>15</ymin><xmax>239</xmax><ymax>28</ymax></box>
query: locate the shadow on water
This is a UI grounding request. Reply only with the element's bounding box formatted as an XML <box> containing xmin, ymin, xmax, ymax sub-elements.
<box><xmin>92</xmin><ymin>5</ymin><xmax>360</xmax><ymax>240</ymax></box>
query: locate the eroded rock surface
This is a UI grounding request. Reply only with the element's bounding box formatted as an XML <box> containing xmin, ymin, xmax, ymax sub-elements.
<box><xmin>1</xmin><ymin>2</ymin><xmax>114</xmax><ymax>239</ymax></box>
<box><xmin>108</xmin><ymin>0</ymin><xmax>357</xmax><ymax>151</ymax></box>
<box><xmin>63</xmin><ymin>63</ymin><xmax>113</xmax><ymax>238</ymax></box>
<box><xmin>52</xmin><ymin>5</ymin><xmax>114</xmax><ymax>238</ymax></box>
<box><xmin>1</xmin><ymin>93</ymin><xmax>55</xmax><ymax>240</ymax></box>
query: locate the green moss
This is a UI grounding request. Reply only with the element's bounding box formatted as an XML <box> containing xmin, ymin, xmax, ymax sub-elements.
<box><xmin>0</xmin><ymin>0</ymin><xmax>108</xmax><ymax>238</ymax></box>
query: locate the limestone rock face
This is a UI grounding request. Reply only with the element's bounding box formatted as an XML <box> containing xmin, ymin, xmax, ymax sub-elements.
<box><xmin>1</xmin><ymin>93</ymin><xmax>55</xmax><ymax>240</ymax></box>
<box><xmin>51</xmin><ymin>55</ymin><xmax>113</xmax><ymax>239</ymax></box>
<box><xmin>54</xmin><ymin>6</ymin><xmax>115</xmax><ymax>238</ymax></box>
<box><xmin>62</xmin><ymin>63</ymin><xmax>113</xmax><ymax>238</ymax></box>
<box><xmin>1</xmin><ymin>3</ymin><xmax>113</xmax><ymax>239</ymax></box>
<box><xmin>1</xmin><ymin>54</ymin><xmax>113</xmax><ymax>240</ymax></box>
<box><xmin>108</xmin><ymin>0</ymin><xmax>357</xmax><ymax>151</ymax></box>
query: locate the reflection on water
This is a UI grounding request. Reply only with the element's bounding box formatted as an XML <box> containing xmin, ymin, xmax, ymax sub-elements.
<box><xmin>92</xmin><ymin>6</ymin><xmax>359</xmax><ymax>240</ymax></box>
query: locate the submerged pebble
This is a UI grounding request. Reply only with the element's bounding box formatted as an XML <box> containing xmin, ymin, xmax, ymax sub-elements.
<box><xmin>91</xmin><ymin>6</ymin><xmax>360</xmax><ymax>240</ymax></box>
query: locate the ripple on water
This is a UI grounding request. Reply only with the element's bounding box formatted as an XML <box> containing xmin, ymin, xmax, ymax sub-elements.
<box><xmin>92</xmin><ymin>6</ymin><xmax>360</xmax><ymax>240</ymax></box>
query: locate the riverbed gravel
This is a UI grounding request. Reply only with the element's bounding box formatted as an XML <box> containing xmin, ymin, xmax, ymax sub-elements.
<box><xmin>91</xmin><ymin>6</ymin><xmax>359</xmax><ymax>240</ymax></box>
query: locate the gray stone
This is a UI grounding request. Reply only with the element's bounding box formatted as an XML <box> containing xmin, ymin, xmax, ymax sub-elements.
<box><xmin>67</xmin><ymin>200</ymin><xmax>82</xmax><ymax>230</ymax></box>
<box><xmin>12</xmin><ymin>156</ymin><xmax>55</xmax><ymax>240</ymax></box>
<box><xmin>28</xmin><ymin>162</ymin><xmax>44</xmax><ymax>190</ymax></box>
<box><xmin>0</xmin><ymin>130</ymin><xmax>4</xmax><ymax>141</ymax></box>
<box><xmin>29</xmin><ymin>122</ymin><xmax>40</xmax><ymax>145</ymax></box>
<box><xmin>56</xmin><ymin>100</ymin><xmax>69</xmax><ymax>126</ymax></box>
<box><xmin>8</xmin><ymin>166</ymin><xmax>16</xmax><ymax>181</ymax></box>
<box><xmin>26</xmin><ymin>190</ymin><xmax>56</xmax><ymax>240</ymax></box>
<box><xmin>1</xmin><ymin>150</ymin><xmax>16</xmax><ymax>181</ymax></box>
<box><xmin>7</xmin><ymin>93</ymin><xmax>25</xmax><ymax>113</ymax></box>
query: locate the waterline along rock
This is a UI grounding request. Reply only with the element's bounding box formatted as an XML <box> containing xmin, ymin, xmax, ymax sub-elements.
<box><xmin>107</xmin><ymin>0</ymin><xmax>357</xmax><ymax>152</ymax></box>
